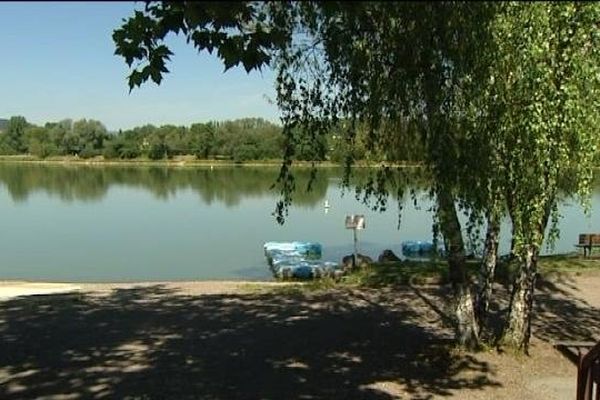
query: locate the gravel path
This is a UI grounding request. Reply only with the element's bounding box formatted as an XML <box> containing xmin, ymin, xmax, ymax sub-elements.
<box><xmin>0</xmin><ymin>272</ymin><xmax>597</xmax><ymax>399</ymax></box>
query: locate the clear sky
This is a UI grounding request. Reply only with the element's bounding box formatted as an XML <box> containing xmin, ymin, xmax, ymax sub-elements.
<box><xmin>0</xmin><ymin>2</ymin><xmax>280</xmax><ymax>131</ymax></box>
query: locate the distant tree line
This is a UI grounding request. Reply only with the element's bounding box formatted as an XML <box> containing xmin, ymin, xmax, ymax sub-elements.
<box><xmin>0</xmin><ymin>116</ymin><xmax>282</xmax><ymax>162</ymax></box>
<box><xmin>0</xmin><ymin>115</ymin><xmax>426</xmax><ymax>163</ymax></box>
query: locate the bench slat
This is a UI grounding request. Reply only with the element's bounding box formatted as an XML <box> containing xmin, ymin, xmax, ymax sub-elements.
<box><xmin>555</xmin><ymin>341</ymin><xmax>598</xmax><ymax>348</ymax></box>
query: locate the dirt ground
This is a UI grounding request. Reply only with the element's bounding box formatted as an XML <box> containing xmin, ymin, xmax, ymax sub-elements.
<box><xmin>0</xmin><ymin>272</ymin><xmax>598</xmax><ymax>400</ymax></box>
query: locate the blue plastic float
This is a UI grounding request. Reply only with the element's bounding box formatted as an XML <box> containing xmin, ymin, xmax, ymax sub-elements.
<box><xmin>263</xmin><ymin>241</ymin><xmax>341</xmax><ymax>279</ymax></box>
<box><xmin>264</xmin><ymin>241</ymin><xmax>322</xmax><ymax>258</ymax></box>
<box><xmin>401</xmin><ymin>240</ymin><xmax>444</xmax><ymax>256</ymax></box>
<box><xmin>272</xmin><ymin>260</ymin><xmax>341</xmax><ymax>279</ymax></box>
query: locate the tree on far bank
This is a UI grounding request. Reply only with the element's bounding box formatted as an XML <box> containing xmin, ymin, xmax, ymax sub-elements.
<box><xmin>4</xmin><ymin>116</ymin><xmax>28</xmax><ymax>154</ymax></box>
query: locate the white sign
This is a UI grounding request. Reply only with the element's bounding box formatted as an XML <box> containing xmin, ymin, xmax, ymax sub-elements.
<box><xmin>345</xmin><ymin>214</ymin><xmax>365</xmax><ymax>230</ymax></box>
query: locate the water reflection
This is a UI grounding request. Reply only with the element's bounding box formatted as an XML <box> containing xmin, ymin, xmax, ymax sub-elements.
<box><xmin>0</xmin><ymin>164</ymin><xmax>431</xmax><ymax>208</ymax></box>
<box><xmin>0</xmin><ymin>164</ymin><xmax>327</xmax><ymax>207</ymax></box>
<box><xmin>0</xmin><ymin>163</ymin><xmax>598</xmax><ymax>281</ymax></box>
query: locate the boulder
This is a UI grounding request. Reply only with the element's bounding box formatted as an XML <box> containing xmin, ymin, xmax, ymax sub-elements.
<box><xmin>342</xmin><ymin>253</ymin><xmax>373</xmax><ymax>270</ymax></box>
<box><xmin>377</xmin><ymin>249</ymin><xmax>401</xmax><ymax>263</ymax></box>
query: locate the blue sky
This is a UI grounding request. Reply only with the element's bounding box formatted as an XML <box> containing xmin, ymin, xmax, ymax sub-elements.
<box><xmin>0</xmin><ymin>2</ymin><xmax>279</xmax><ymax>131</ymax></box>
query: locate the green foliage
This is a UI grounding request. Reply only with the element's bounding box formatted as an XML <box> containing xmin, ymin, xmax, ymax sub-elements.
<box><xmin>73</xmin><ymin>119</ymin><xmax>108</xmax><ymax>152</ymax></box>
<box><xmin>46</xmin><ymin>119</ymin><xmax>72</xmax><ymax>156</ymax></box>
<box><xmin>4</xmin><ymin>116</ymin><xmax>28</xmax><ymax>154</ymax></box>
<box><xmin>110</xmin><ymin>1</ymin><xmax>600</xmax><ymax>225</ymax></box>
<box><xmin>189</xmin><ymin>122</ymin><xmax>215</xmax><ymax>159</ymax></box>
<box><xmin>483</xmin><ymin>3</ymin><xmax>600</xmax><ymax>256</ymax></box>
<box><xmin>0</xmin><ymin>135</ymin><xmax>16</xmax><ymax>154</ymax></box>
<box><xmin>111</xmin><ymin>1</ymin><xmax>600</xmax><ymax>350</ymax></box>
<box><xmin>24</xmin><ymin>126</ymin><xmax>56</xmax><ymax>158</ymax></box>
<box><xmin>119</xmin><ymin>144</ymin><xmax>143</xmax><ymax>159</ymax></box>
<box><xmin>78</xmin><ymin>146</ymin><xmax>100</xmax><ymax>159</ymax></box>
<box><xmin>112</xmin><ymin>2</ymin><xmax>290</xmax><ymax>90</ymax></box>
<box><xmin>343</xmin><ymin>261</ymin><xmax>453</xmax><ymax>287</ymax></box>
<box><xmin>0</xmin><ymin>117</ymin><xmax>296</xmax><ymax>162</ymax></box>
<box><xmin>147</xmin><ymin>141</ymin><xmax>169</xmax><ymax>160</ymax></box>
<box><xmin>101</xmin><ymin>139</ymin><xmax>122</xmax><ymax>159</ymax></box>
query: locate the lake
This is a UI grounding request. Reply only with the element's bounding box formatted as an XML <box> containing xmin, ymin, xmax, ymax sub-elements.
<box><xmin>0</xmin><ymin>163</ymin><xmax>598</xmax><ymax>282</ymax></box>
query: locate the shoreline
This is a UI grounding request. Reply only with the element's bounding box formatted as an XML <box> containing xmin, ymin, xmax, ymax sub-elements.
<box><xmin>3</xmin><ymin>267</ymin><xmax>599</xmax><ymax>301</ymax></box>
<box><xmin>0</xmin><ymin>279</ymin><xmax>300</xmax><ymax>300</ymax></box>
<box><xmin>0</xmin><ymin>155</ymin><xmax>423</xmax><ymax>169</ymax></box>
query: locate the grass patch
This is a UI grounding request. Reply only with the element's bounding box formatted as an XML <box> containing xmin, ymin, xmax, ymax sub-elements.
<box><xmin>341</xmin><ymin>260</ymin><xmax>451</xmax><ymax>287</ymax></box>
<box><xmin>295</xmin><ymin>259</ymin><xmax>481</xmax><ymax>291</ymax></box>
<box><xmin>537</xmin><ymin>253</ymin><xmax>600</xmax><ymax>273</ymax></box>
<box><xmin>261</xmin><ymin>253</ymin><xmax>600</xmax><ymax>294</ymax></box>
<box><xmin>496</xmin><ymin>253</ymin><xmax>600</xmax><ymax>282</ymax></box>
<box><xmin>237</xmin><ymin>282</ymin><xmax>306</xmax><ymax>295</ymax></box>
<box><xmin>258</xmin><ymin>278</ymin><xmax>341</xmax><ymax>295</ymax></box>
<box><xmin>264</xmin><ymin>259</ymin><xmax>477</xmax><ymax>293</ymax></box>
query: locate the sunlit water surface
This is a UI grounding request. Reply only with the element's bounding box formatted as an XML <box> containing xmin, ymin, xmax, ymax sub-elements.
<box><xmin>0</xmin><ymin>164</ymin><xmax>597</xmax><ymax>282</ymax></box>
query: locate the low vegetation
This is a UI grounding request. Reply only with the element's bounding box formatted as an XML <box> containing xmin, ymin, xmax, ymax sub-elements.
<box><xmin>271</xmin><ymin>253</ymin><xmax>600</xmax><ymax>294</ymax></box>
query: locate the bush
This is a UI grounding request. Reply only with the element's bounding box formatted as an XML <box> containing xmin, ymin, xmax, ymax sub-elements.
<box><xmin>79</xmin><ymin>147</ymin><xmax>100</xmax><ymax>159</ymax></box>
<box><xmin>232</xmin><ymin>144</ymin><xmax>259</xmax><ymax>163</ymax></box>
<box><xmin>102</xmin><ymin>142</ymin><xmax>121</xmax><ymax>159</ymax></box>
<box><xmin>148</xmin><ymin>142</ymin><xmax>169</xmax><ymax>160</ymax></box>
<box><xmin>119</xmin><ymin>145</ymin><xmax>141</xmax><ymax>159</ymax></box>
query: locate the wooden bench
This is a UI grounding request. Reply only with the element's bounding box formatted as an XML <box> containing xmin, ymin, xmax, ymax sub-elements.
<box><xmin>576</xmin><ymin>341</ymin><xmax>600</xmax><ymax>400</ymax></box>
<box><xmin>555</xmin><ymin>341</ymin><xmax>598</xmax><ymax>363</ymax></box>
<box><xmin>575</xmin><ymin>234</ymin><xmax>600</xmax><ymax>258</ymax></box>
<box><xmin>553</xmin><ymin>340</ymin><xmax>600</xmax><ymax>400</ymax></box>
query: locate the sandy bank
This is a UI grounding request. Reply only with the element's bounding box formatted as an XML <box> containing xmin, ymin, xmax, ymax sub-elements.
<box><xmin>0</xmin><ymin>280</ymin><xmax>298</xmax><ymax>301</ymax></box>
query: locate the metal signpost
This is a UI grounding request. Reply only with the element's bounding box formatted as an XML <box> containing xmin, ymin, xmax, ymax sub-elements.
<box><xmin>345</xmin><ymin>214</ymin><xmax>365</xmax><ymax>267</ymax></box>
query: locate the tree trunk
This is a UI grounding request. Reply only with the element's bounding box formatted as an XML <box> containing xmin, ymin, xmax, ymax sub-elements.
<box><xmin>502</xmin><ymin>194</ymin><xmax>553</xmax><ymax>353</ymax></box>
<box><xmin>501</xmin><ymin>244</ymin><xmax>538</xmax><ymax>353</ymax></box>
<box><xmin>437</xmin><ymin>186</ymin><xmax>480</xmax><ymax>350</ymax></box>
<box><xmin>476</xmin><ymin>210</ymin><xmax>500</xmax><ymax>338</ymax></box>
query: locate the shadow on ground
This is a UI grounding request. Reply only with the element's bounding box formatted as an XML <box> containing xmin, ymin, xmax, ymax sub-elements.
<box><xmin>531</xmin><ymin>274</ymin><xmax>600</xmax><ymax>365</ymax></box>
<box><xmin>534</xmin><ymin>274</ymin><xmax>600</xmax><ymax>344</ymax></box>
<box><xmin>0</xmin><ymin>286</ymin><xmax>498</xmax><ymax>399</ymax></box>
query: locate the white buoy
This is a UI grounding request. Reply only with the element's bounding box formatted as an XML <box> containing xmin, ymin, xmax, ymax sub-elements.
<box><xmin>324</xmin><ymin>200</ymin><xmax>330</xmax><ymax>208</ymax></box>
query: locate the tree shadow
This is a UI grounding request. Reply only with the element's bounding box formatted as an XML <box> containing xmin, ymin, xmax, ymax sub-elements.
<box><xmin>534</xmin><ymin>275</ymin><xmax>600</xmax><ymax>344</ymax></box>
<box><xmin>0</xmin><ymin>285</ymin><xmax>500</xmax><ymax>399</ymax></box>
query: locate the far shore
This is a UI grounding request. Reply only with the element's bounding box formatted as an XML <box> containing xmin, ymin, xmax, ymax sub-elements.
<box><xmin>0</xmin><ymin>154</ymin><xmax>422</xmax><ymax>168</ymax></box>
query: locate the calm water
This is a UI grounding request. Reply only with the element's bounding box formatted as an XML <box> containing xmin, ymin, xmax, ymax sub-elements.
<box><xmin>0</xmin><ymin>163</ymin><xmax>598</xmax><ymax>282</ymax></box>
